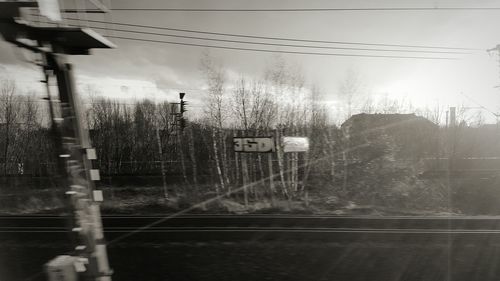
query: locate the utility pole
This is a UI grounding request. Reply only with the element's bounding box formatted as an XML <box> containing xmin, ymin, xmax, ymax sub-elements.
<box><xmin>487</xmin><ymin>45</ymin><xmax>500</xmax><ymax>131</ymax></box>
<box><xmin>449</xmin><ymin>106</ymin><xmax>456</xmax><ymax>128</ymax></box>
<box><xmin>488</xmin><ymin>45</ymin><xmax>500</xmax><ymax>87</ymax></box>
<box><xmin>0</xmin><ymin>2</ymin><xmax>114</xmax><ymax>280</ymax></box>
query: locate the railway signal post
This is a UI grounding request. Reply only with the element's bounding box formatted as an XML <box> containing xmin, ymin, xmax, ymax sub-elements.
<box><xmin>0</xmin><ymin>1</ymin><xmax>115</xmax><ymax>280</ymax></box>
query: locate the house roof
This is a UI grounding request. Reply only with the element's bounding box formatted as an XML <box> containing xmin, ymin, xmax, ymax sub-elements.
<box><xmin>341</xmin><ymin>113</ymin><xmax>437</xmax><ymax>129</ymax></box>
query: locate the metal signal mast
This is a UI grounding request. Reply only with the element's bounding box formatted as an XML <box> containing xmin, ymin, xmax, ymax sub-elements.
<box><xmin>0</xmin><ymin>1</ymin><xmax>114</xmax><ymax>280</ymax></box>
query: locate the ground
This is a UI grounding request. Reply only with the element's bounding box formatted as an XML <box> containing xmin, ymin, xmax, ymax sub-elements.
<box><xmin>0</xmin><ymin>183</ymin><xmax>458</xmax><ymax>216</ymax></box>
<box><xmin>2</xmin><ymin>239</ymin><xmax>499</xmax><ymax>281</ymax></box>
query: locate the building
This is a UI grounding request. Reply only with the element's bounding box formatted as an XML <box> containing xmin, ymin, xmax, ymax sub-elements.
<box><xmin>341</xmin><ymin>113</ymin><xmax>439</xmax><ymax>161</ymax></box>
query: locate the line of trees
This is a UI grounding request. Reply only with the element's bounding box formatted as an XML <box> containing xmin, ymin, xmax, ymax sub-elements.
<box><xmin>0</xmin><ymin>80</ymin><xmax>53</xmax><ymax>176</ymax></box>
<box><xmin>2</xmin><ymin>56</ymin><xmax>498</xmax><ymax>210</ymax></box>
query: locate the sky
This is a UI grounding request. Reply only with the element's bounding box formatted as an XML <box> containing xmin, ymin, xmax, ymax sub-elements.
<box><xmin>2</xmin><ymin>0</ymin><xmax>500</xmax><ymax>122</ymax></box>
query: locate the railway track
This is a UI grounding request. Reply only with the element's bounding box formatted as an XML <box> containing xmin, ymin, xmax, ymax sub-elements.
<box><xmin>3</xmin><ymin>214</ymin><xmax>500</xmax><ymax>242</ymax></box>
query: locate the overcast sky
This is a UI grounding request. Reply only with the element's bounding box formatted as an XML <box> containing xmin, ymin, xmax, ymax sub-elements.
<box><xmin>2</xmin><ymin>0</ymin><xmax>500</xmax><ymax>121</ymax></box>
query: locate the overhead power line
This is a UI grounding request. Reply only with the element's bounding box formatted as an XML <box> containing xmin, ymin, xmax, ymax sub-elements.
<box><xmin>59</xmin><ymin>17</ymin><xmax>477</xmax><ymax>51</ymax></box>
<box><xmin>105</xmin><ymin>35</ymin><xmax>458</xmax><ymax>60</ymax></box>
<box><xmin>32</xmin><ymin>20</ymin><xmax>468</xmax><ymax>55</ymax></box>
<box><xmin>58</xmin><ymin>7</ymin><xmax>500</xmax><ymax>13</ymax></box>
<box><xmin>460</xmin><ymin>92</ymin><xmax>500</xmax><ymax>117</ymax></box>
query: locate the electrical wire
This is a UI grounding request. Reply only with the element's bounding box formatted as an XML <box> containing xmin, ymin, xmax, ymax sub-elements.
<box><xmin>459</xmin><ymin>92</ymin><xmax>500</xmax><ymax>117</ymax></box>
<box><xmin>59</xmin><ymin>7</ymin><xmax>500</xmax><ymax>13</ymax></box>
<box><xmin>31</xmin><ymin>19</ymin><xmax>459</xmax><ymax>59</ymax></box>
<box><xmin>59</xmin><ymin>17</ymin><xmax>477</xmax><ymax>51</ymax></box>
<box><xmin>104</xmin><ymin>35</ymin><xmax>459</xmax><ymax>60</ymax></box>
<box><xmin>31</xmin><ymin>20</ymin><xmax>469</xmax><ymax>55</ymax></box>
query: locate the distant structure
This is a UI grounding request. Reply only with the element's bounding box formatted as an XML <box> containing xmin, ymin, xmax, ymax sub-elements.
<box><xmin>422</xmin><ymin>122</ymin><xmax>500</xmax><ymax>177</ymax></box>
<box><xmin>341</xmin><ymin>113</ymin><xmax>437</xmax><ymax>132</ymax></box>
<box><xmin>341</xmin><ymin>113</ymin><xmax>439</xmax><ymax>160</ymax></box>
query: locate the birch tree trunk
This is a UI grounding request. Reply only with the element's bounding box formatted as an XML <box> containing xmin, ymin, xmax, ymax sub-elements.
<box><xmin>275</xmin><ymin>128</ymin><xmax>288</xmax><ymax>198</ymax></box>
<box><xmin>188</xmin><ymin>124</ymin><xmax>198</xmax><ymax>185</ymax></box>
<box><xmin>177</xmin><ymin>130</ymin><xmax>188</xmax><ymax>185</ymax></box>
<box><xmin>292</xmin><ymin>152</ymin><xmax>299</xmax><ymax>193</ymax></box>
<box><xmin>220</xmin><ymin>130</ymin><xmax>230</xmax><ymax>188</ymax></box>
<box><xmin>233</xmin><ymin>130</ymin><xmax>240</xmax><ymax>190</ymax></box>
<box><xmin>327</xmin><ymin>129</ymin><xmax>336</xmax><ymax>182</ymax></box>
<box><xmin>342</xmin><ymin>150</ymin><xmax>348</xmax><ymax>193</ymax></box>
<box><xmin>267</xmin><ymin>153</ymin><xmax>276</xmax><ymax>204</ymax></box>
<box><xmin>212</xmin><ymin>128</ymin><xmax>225</xmax><ymax>191</ymax></box>
<box><xmin>155</xmin><ymin>121</ymin><xmax>168</xmax><ymax>199</ymax></box>
<box><xmin>241</xmin><ymin>152</ymin><xmax>249</xmax><ymax>207</ymax></box>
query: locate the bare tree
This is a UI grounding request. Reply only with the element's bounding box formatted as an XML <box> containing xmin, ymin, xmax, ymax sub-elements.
<box><xmin>263</xmin><ymin>57</ymin><xmax>309</xmax><ymax>199</ymax></box>
<box><xmin>15</xmin><ymin>95</ymin><xmax>42</xmax><ymax>174</ymax></box>
<box><xmin>200</xmin><ymin>52</ymin><xmax>229</xmax><ymax>192</ymax></box>
<box><xmin>232</xmin><ymin>77</ymin><xmax>278</xmax><ymax>202</ymax></box>
<box><xmin>0</xmin><ymin>80</ymin><xmax>20</xmax><ymax>176</ymax></box>
<box><xmin>338</xmin><ymin>69</ymin><xmax>363</xmax><ymax>119</ymax></box>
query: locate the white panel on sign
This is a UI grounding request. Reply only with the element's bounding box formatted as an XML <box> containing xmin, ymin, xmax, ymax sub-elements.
<box><xmin>283</xmin><ymin>137</ymin><xmax>310</xmax><ymax>152</ymax></box>
<box><xmin>233</xmin><ymin>137</ymin><xmax>275</xmax><ymax>153</ymax></box>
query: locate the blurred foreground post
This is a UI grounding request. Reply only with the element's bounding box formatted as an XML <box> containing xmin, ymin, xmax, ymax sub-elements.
<box><xmin>0</xmin><ymin>1</ymin><xmax>114</xmax><ymax>280</ymax></box>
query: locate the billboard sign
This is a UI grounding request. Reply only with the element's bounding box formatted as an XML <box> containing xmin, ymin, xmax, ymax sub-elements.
<box><xmin>233</xmin><ymin>137</ymin><xmax>275</xmax><ymax>153</ymax></box>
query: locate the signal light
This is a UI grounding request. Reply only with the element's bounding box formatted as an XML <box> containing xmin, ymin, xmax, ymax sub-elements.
<box><xmin>177</xmin><ymin>92</ymin><xmax>187</xmax><ymax>132</ymax></box>
<box><xmin>180</xmin><ymin>100</ymin><xmax>187</xmax><ymax>114</ymax></box>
